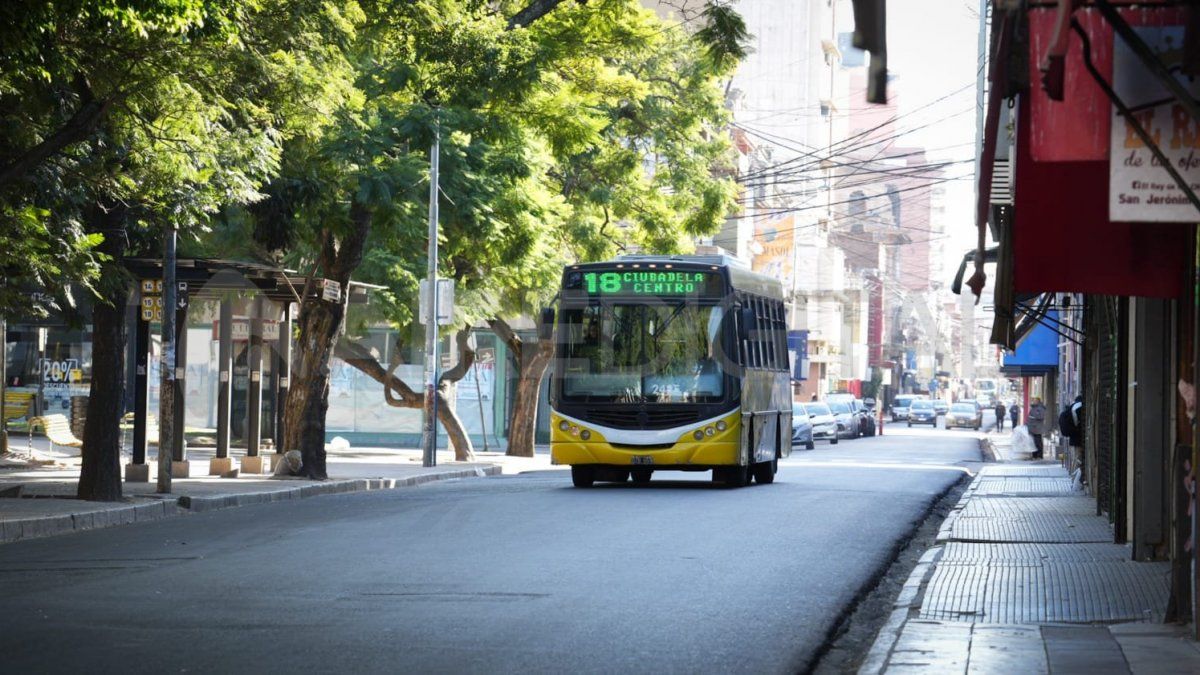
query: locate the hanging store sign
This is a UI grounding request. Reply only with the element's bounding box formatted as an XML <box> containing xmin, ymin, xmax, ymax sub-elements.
<box><xmin>1109</xmin><ymin>25</ymin><xmax>1200</xmax><ymax>222</ymax></box>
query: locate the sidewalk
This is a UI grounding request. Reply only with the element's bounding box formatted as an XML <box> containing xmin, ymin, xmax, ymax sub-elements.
<box><xmin>860</xmin><ymin>435</ymin><xmax>1200</xmax><ymax>674</ymax></box>
<box><xmin>0</xmin><ymin>439</ymin><xmax>557</xmax><ymax>545</ymax></box>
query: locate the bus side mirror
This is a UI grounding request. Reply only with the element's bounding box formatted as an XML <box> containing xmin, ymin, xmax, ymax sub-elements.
<box><xmin>538</xmin><ymin>306</ymin><xmax>555</xmax><ymax>341</ymax></box>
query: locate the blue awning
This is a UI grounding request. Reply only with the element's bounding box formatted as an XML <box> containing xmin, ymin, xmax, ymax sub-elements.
<box><xmin>1001</xmin><ymin>309</ymin><xmax>1059</xmax><ymax>376</ymax></box>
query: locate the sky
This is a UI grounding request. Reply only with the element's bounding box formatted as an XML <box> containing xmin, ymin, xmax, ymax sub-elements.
<box><xmin>881</xmin><ymin>0</ymin><xmax>986</xmax><ymax>259</ymax></box>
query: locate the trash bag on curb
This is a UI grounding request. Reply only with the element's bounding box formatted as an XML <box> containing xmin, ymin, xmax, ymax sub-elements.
<box><xmin>272</xmin><ymin>450</ymin><xmax>304</xmax><ymax>478</ymax></box>
<box><xmin>1011</xmin><ymin>425</ymin><xmax>1038</xmax><ymax>458</ymax></box>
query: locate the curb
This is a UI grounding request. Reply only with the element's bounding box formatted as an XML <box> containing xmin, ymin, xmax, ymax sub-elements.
<box><xmin>858</xmin><ymin>546</ymin><xmax>943</xmax><ymax>675</ymax></box>
<box><xmin>0</xmin><ymin>465</ymin><xmax>500</xmax><ymax>545</ymax></box>
<box><xmin>857</xmin><ymin>471</ymin><xmax>987</xmax><ymax>675</ymax></box>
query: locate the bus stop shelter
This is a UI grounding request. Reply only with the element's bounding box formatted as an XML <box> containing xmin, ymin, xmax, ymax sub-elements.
<box><xmin>121</xmin><ymin>258</ymin><xmax>376</xmax><ymax>481</ymax></box>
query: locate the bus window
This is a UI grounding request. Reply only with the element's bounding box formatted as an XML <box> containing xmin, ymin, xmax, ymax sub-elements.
<box><xmin>559</xmin><ymin>303</ymin><xmax>726</xmax><ymax>403</ymax></box>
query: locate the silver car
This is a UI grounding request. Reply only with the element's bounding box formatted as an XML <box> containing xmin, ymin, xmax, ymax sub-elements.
<box><xmin>828</xmin><ymin>400</ymin><xmax>860</xmax><ymax>439</ymax></box>
<box><xmin>803</xmin><ymin>402</ymin><xmax>840</xmax><ymax>445</ymax></box>
<box><xmin>791</xmin><ymin>403</ymin><xmax>815</xmax><ymax>450</ymax></box>
<box><xmin>891</xmin><ymin>394</ymin><xmax>924</xmax><ymax>421</ymax></box>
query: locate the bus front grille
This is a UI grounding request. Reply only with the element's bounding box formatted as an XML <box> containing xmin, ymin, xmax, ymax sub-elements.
<box><xmin>587</xmin><ymin>409</ymin><xmax>701</xmax><ymax>430</ymax></box>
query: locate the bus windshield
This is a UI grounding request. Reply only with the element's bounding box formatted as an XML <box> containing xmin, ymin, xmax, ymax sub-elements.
<box><xmin>560</xmin><ymin>302</ymin><xmax>725</xmax><ymax>403</ymax></box>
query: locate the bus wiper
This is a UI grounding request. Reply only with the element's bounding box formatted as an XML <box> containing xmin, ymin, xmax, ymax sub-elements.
<box><xmin>655</xmin><ymin>303</ymin><xmax>687</xmax><ymax>342</ymax></box>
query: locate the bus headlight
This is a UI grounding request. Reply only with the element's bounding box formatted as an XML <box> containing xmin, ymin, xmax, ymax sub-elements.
<box><xmin>580</xmin><ymin>429</ymin><xmax>591</xmax><ymax>441</ymax></box>
<box><xmin>693</xmin><ymin>429</ymin><xmax>704</xmax><ymax>441</ymax></box>
<box><xmin>705</xmin><ymin>426</ymin><xmax>715</xmax><ymax>437</ymax></box>
<box><xmin>715</xmin><ymin>420</ymin><xmax>727</xmax><ymax>432</ymax></box>
<box><xmin>559</xmin><ymin>420</ymin><xmax>570</xmax><ymax>432</ymax></box>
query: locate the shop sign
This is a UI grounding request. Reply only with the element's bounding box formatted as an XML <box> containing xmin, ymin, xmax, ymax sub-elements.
<box><xmin>212</xmin><ymin>319</ymin><xmax>281</xmax><ymax>342</ymax></box>
<box><xmin>39</xmin><ymin>358</ymin><xmax>81</xmax><ymax>387</ymax></box>
<box><xmin>1110</xmin><ymin>25</ymin><xmax>1200</xmax><ymax>222</ymax></box>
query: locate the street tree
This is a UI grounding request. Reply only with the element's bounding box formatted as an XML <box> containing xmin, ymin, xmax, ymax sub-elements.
<box><xmin>0</xmin><ymin>0</ymin><xmax>359</xmax><ymax>499</ymax></box>
<box><xmin>488</xmin><ymin>1</ymin><xmax>744</xmax><ymax>456</ymax></box>
<box><xmin>257</xmin><ymin>0</ymin><xmax>746</xmax><ymax>467</ymax></box>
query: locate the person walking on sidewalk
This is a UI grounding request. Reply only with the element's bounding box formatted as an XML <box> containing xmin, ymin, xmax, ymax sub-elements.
<box><xmin>1009</xmin><ymin>403</ymin><xmax>1019</xmax><ymax>428</ymax></box>
<box><xmin>994</xmin><ymin>401</ymin><xmax>1006</xmax><ymax>432</ymax></box>
<box><xmin>1028</xmin><ymin>397</ymin><xmax>1047</xmax><ymax>459</ymax></box>
<box><xmin>1060</xmin><ymin>395</ymin><xmax>1085</xmax><ymax>482</ymax></box>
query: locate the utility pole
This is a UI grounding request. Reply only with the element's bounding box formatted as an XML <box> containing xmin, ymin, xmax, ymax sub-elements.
<box><xmin>157</xmin><ymin>223</ymin><xmax>176</xmax><ymax>493</ymax></box>
<box><xmin>420</xmin><ymin>118</ymin><xmax>441</xmax><ymax>468</ymax></box>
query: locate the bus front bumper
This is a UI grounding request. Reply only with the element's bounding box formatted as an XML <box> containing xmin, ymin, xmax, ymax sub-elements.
<box><xmin>551</xmin><ymin>440</ymin><xmax>741</xmax><ymax>468</ymax></box>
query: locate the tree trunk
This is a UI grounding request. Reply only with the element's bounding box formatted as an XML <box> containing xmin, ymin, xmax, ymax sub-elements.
<box><xmin>506</xmin><ymin>344</ymin><xmax>553</xmax><ymax>457</ymax></box>
<box><xmin>489</xmin><ymin>317</ymin><xmax>553</xmax><ymax>458</ymax></box>
<box><xmin>281</xmin><ymin>205</ymin><xmax>372</xmax><ymax>479</ymax></box>
<box><xmin>78</xmin><ymin>204</ymin><xmax>129</xmax><ymax>501</ymax></box>
<box><xmin>336</xmin><ymin>331</ymin><xmax>477</xmax><ymax>461</ymax></box>
<box><xmin>282</xmin><ymin>293</ymin><xmax>345</xmax><ymax>479</ymax></box>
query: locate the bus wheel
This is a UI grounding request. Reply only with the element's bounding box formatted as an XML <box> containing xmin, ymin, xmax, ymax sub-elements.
<box><xmin>752</xmin><ymin>460</ymin><xmax>776</xmax><ymax>484</ymax></box>
<box><xmin>631</xmin><ymin>469</ymin><xmax>652</xmax><ymax>485</ymax></box>
<box><xmin>571</xmin><ymin>466</ymin><xmax>595</xmax><ymax>488</ymax></box>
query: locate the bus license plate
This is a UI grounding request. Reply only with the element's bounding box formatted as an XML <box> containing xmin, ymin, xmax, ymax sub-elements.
<box><xmin>631</xmin><ymin>456</ymin><xmax>654</xmax><ymax>465</ymax></box>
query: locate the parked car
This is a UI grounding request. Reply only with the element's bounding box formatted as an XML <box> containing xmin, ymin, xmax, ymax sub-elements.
<box><xmin>791</xmin><ymin>403</ymin><xmax>815</xmax><ymax>450</ymax></box>
<box><xmin>855</xmin><ymin>398</ymin><xmax>877</xmax><ymax>436</ymax></box>
<box><xmin>804</xmin><ymin>402</ymin><xmax>840</xmax><ymax>444</ymax></box>
<box><xmin>828</xmin><ymin>400</ymin><xmax>860</xmax><ymax>439</ymax></box>
<box><xmin>945</xmin><ymin>402</ymin><xmax>983</xmax><ymax>430</ymax></box>
<box><xmin>890</xmin><ymin>394</ymin><xmax>924</xmax><ymax>421</ymax></box>
<box><xmin>907</xmin><ymin>400</ymin><xmax>938</xmax><ymax>427</ymax></box>
<box><xmin>829</xmin><ymin>393</ymin><xmax>875</xmax><ymax>437</ymax></box>
<box><xmin>932</xmin><ymin>399</ymin><xmax>949</xmax><ymax>416</ymax></box>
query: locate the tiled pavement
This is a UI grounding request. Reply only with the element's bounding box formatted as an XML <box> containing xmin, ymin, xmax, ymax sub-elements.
<box><xmin>860</xmin><ymin>438</ymin><xmax>1198</xmax><ymax>674</ymax></box>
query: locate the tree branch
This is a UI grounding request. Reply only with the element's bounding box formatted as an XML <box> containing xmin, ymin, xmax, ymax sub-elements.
<box><xmin>0</xmin><ymin>73</ymin><xmax>114</xmax><ymax>188</ymax></box>
<box><xmin>334</xmin><ymin>340</ymin><xmax>421</xmax><ymax>405</ymax></box>
<box><xmin>507</xmin><ymin>0</ymin><xmax>574</xmax><ymax>29</ymax></box>
<box><xmin>488</xmin><ymin>317</ymin><xmax>522</xmax><ymax>354</ymax></box>
<box><xmin>438</xmin><ymin>329</ymin><xmax>476</xmax><ymax>386</ymax></box>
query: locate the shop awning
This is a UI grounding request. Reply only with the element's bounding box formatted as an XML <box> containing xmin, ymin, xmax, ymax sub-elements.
<box><xmin>1012</xmin><ymin>95</ymin><xmax>1189</xmax><ymax>299</ymax></box>
<box><xmin>1001</xmin><ymin>308</ymin><xmax>1060</xmax><ymax>377</ymax></box>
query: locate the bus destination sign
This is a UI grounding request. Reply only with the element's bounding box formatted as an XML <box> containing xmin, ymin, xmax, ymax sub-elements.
<box><xmin>576</xmin><ymin>270</ymin><xmax>719</xmax><ymax>296</ymax></box>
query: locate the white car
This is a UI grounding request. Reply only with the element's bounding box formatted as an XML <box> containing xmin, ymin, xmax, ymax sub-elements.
<box><xmin>803</xmin><ymin>402</ymin><xmax>840</xmax><ymax>445</ymax></box>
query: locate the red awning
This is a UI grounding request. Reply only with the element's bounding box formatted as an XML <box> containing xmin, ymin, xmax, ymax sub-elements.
<box><xmin>1013</xmin><ymin>97</ymin><xmax>1189</xmax><ymax>298</ymax></box>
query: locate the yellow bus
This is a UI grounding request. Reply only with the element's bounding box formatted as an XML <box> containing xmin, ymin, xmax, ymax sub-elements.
<box><xmin>545</xmin><ymin>255</ymin><xmax>791</xmax><ymax>487</ymax></box>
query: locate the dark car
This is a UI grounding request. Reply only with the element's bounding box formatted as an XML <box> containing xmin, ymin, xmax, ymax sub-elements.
<box><xmin>945</xmin><ymin>402</ymin><xmax>983</xmax><ymax>430</ymax></box>
<box><xmin>855</xmin><ymin>398</ymin><xmax>877</xmax><ymax>436</ymax></box>
<box><xmin>907</xmin><ymin>400</ymin><xmax>937</xmax><ymax>427</ymax></box>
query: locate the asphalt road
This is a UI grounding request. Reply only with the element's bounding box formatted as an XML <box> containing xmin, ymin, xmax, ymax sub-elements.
<box><xmin>0</xmin><ymin>429</ymin><xmax>981</xmax><ymax>674</ymax></box>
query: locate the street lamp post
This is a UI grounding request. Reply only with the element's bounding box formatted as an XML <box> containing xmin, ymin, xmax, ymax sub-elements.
<box><xmin>420</xmin><ymin>119</ymin><xmax>441</xmax><ymax>468</ymax></box>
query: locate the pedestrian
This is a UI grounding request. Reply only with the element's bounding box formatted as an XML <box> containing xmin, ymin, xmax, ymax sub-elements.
<box><xmin>1028</xmin><ymin>397</ymin><xmax>1047</xmax><ymax>459</ymax></box>
<box><xmin>810</xmin><ymin>393</ymin><xmax>818</xmax><ymax>402</ymax></box>
<box><xmin>1060</xmin><ymin>395</ymin><xmax>1085</xmax><ymax>481</ymax></box>
<box><xmin>994</xmin><ymin>401</ymin><xmax>1006</xmax><ymax>432</ymax></box>
<box><xmin>1009</xmin><ymin>403</ymin><xmax>1019</xmax><ymax>428</ymax></box>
